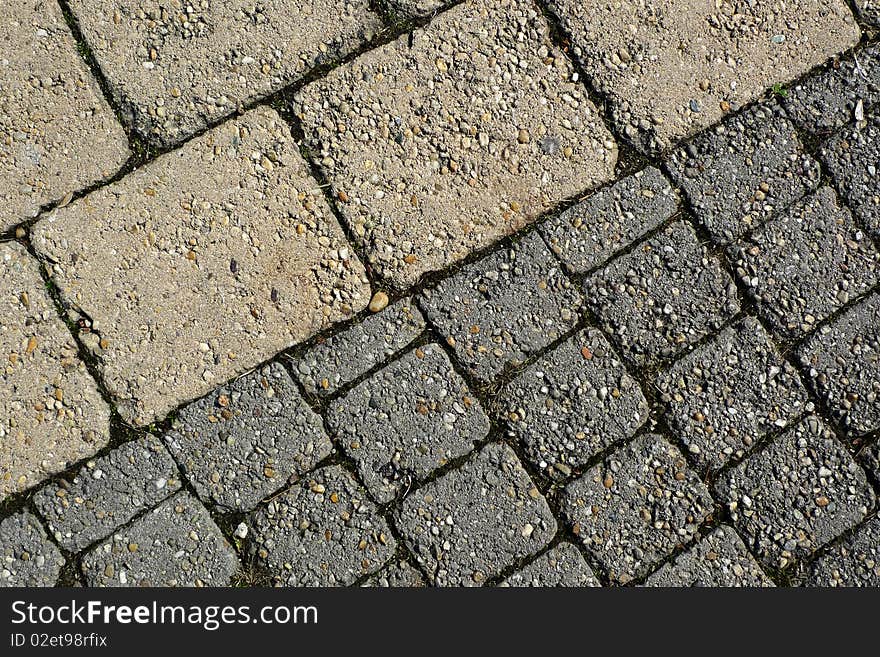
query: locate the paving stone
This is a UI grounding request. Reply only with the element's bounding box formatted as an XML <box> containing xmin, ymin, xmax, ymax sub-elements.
<box><xmin>295</xmin><ymin>297</ymin><xmax>425</xmax><ymax>397</ymax></box>
<box><xmin>499</xmin><ymin>542</ymin><xmax>600</xmax><ymax>587</ymax></box>
<box><xmin>807</xmin><ymin>517</ymin><xmax>880</xmax><ymax>586</ymax></box>
<box><xmin>395</xmin><ymin>442</ymin><xmax>556</xmax><ymax>586</ymax></box>
<box><xmin>69</xmin><ymin>0</ymin><xmax>382</xmax><ymax>147</ymax></box>
<box><xmin>32</xmin><ymin>107</ymin><xmax>370</xmax><ymax>427</ymax></box>
<box><xmin>730</xmin><ymin>187</ymin><xmax>880</xmax><ymax>340</ymax></box>
<box><xmin>0</xmin><ymin>511</ymin><xmax>64</xmax><ymax>587</ymax></box>
<box><xmin>250</xmin><ymin>465</ymin><xmax>396</xmax><ymax>586</ymax></box>
<box><xmin>784</xmin><ymin>46</ymin><xmax>880</xmax><ymax>136</ymax></box>
<box><xmin>294</xmin><ymin>0</ymin><xmax>617</xmax><ymax>288</ymax></box>
<box><xmin>561</xmin><ymin>433</ymin><xmax>713</xmax><ymax>584</ymax></box>
<box><xmin>33</xmin><ymin>435</ymin><xmax>182</xmax><ymax>551</ymax></box>
<box><xmin>822</xmin><ymin>110</ymin><xmax>880</xmax><ymax>240</ymax></box>
<box><xmin>798</xmin><ymin>294</ymin><xmax>880</xmax><ymax>436</ymax></box>
<box><xmin>81</xmin><ymin>491</ymin><xmax>238</xmax><ymax>586</ymax></box>
<box><xmin>328</xmin><ymin>344</ymin><xmax>489</xmax><ymax>504</ymax></box>
<box><xmin>861</xmin><ymin>441</ymin><xmax>880</xmax><ymax>485</ymax></box>
<box><xmin>164</xmin><ymin>363</ymin><xmax>331</xmax><ymax>513</ymax></box>
<box><xmin>643</xmin><ymin>525</ymin><xmax>773</xmax><ymax>587</ymax></box>
<box><xmin>585</xmin><ymin>221</ymin><xmax>740</xmax><ymax>368</ymax></box>
<box><xmin>540</xmin><ymin>167</ymin><xmax>679</xmax><ymax>273</ymax></box>
<box><xmin>546</xmin><ymin>0</ymin><xmax>860</xmax><ymax>154</ymax></box>
<box><xmin>715</xmin><ymin>415</ymin><xmax>875</xmax><ymax>569</ymax></box>
<box><xmin>501</xmin><ymin>328</ymin><xmax>648</xmax><ymax>476</ymax></box>
<box><xmin>658</xmin><ymin>317</ymin><xmax>810</xmax><ymax>472</ymax></box>
<box><xmin>0</xmin><ymin>0</ymin><xmax>129</xmax><ymax>232</ymax></box>
<box><xmin>1</xmin><ymin>242</ymin><xmax>110</xmax><ymax>500</ymax></box>
<box><xmin>361</xmin><ymin>559</ymin><xmax>427</xmax><ymax>587</ymax></box>
<box><xmin>666</xmin><ymin>104</ymin><xmax>821</xmax><ymax>243</ymax></box>
<box><xmin>386</xmin><ymin>0</ymin><xmax>452</xmax><ymax>19</ymax></box>
<box><xmin>420</xmin><ymin>232</ymin><xmax>581</xmax><ymax>383</ymax></box>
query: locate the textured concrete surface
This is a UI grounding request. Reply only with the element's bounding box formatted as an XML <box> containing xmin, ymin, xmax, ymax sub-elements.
<box><xmin>500</xmin><ymin>542</ymin><xmax>600</xmax><ymax>587</ymax></box>
<box><xmin>807</xmin><ymin>517</ymin><xmax>880</xmax><ymax>586</ymax></box>
<box><xmin>0</xmin><ymin>511</ymin><xmax>64</xmax><ymax>587</ymax></box>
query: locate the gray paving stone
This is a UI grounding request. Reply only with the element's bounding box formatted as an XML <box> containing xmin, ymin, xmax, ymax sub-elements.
<box><xmin>861</xmin><ymin>441</ymin><xmax>880</xmax><ymax>485</ymax></box>
<box><xmin>716</xmin><ymin>415</ymin><xmax>875</xmax><ymax>569</ymax></box>
<box><xmin>81</xmin><ymin>491</ymin><xmax>238</xmax><ymax>586</ymax></box>
<box><xmin>69</xmin><ymin>0</ymin><xmax>382</xmax><ymax>147</ymax></box>
<box><xmin>396</xmin><ymin>442</ymin><xmax>556</xmax><ymax>586</ymax></box>
<box><xmin>420</xmin><ymin>232</ymin><xmax>581</xmax><ymax>383</ymax></box>
<box><xmin>251</xmin><ymin>465</ymin><xmax>395</xmax><ymax>586</ymax></box>
<box><xmin>33</xmin><ymin>435</ymin><xmax>182</xmax><ymax>551</ymax></box>
<box><xmin>807</xmin><ymin>517</ymin><xmax>880</xmax><ymax>586</ymax></box>
<box><xmin>295</xmin><ymin>297</ymin><xmax>425</xmax><ymax>397</ymax></box>
<box><xmin>501</xmin><ymin>328</ymin><xmax>648</xmax><ymax>476</ymax></box>
<box><xmin>361</xmin><ymin>559</ymin><xmax>426</xmax><ymax>587</ymax></box>
<box><xmin>0</xmin><ymin>511</ymin><xmax>64</xmax><ymax>587</ymax></box>
<box><xmin>1</xmin><ymin>242</ymin><xmax>111</xmax><ymax>500</ymax></box>
<box><xmin>822</xmin><ymin>110</ymin><xmax>880</xmax><ymax>240</ymax></box>
<box><xmin>561</xmin><ymin>433</ymin><xmax>713</xmax><ymax>584</ymax></box>
<box><xmin>499</xmin><ymin>542</ymin><xmax>599</xmax><ymax>587</ymax></box>
<box><xmin>658</xmin><ymin>317</ymin><xmax>810</xmax><ymax>472</ymax></box>
<box><xmin>164</xmin><ymin>363</ymin><xmax>332</xmax><ymax>513</ymax></box>
<box><xmin>1</xmin><ymin>0</ymin><xmax>129</xmax><ymax>232</ymax></box>
<box><xmin>798</xmin><ymin>294</ymin><xmax>880</xmax><ymax>436</ymax></box>
<box><xmin>585</xmin><ymin>221</ymin><xmax>740</xmax><ymax>368</ymax></box>
<box><xmin>644</xmin><ymin>525</ymin><xmax>773</xmax><ymax>587</ymax></box>
<box><xmin>540</xmin><ymin>167</ymin><xmax>679</xmax><ymax>273</ymax></box>
<box><xmin>667</xmin><ymin>104</ymin><xmax>821</xmax><ymax>243</ymax></box>
<box><xmin>293</xmin><ymin>0</ymin><xmax>617</xmax><ymax>287</ymax></box>
<box><xmin>730</xmin><ymin>187</ymin><xmax>880</xmax><ymax>340</ymax></box>
<box><xmin>328</xmin><ymin>344</ymin><xmax>489</xmax><ymax>504</ymax></box>
<box><xmin>32</xmin><ymin>107</ymin><xmax>370</xmax><ymax>427</ymax></box>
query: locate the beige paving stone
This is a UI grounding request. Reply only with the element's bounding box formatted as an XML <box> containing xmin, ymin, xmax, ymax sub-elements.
<box><xmin>0</xmin><ymin>0</ymin><xmax>130</xmax><ymax>232</ymax></box>
<box><xmin>294</xmin><ymin>0</ymin><xmax>618</xmax><ymax>288</ymax></box>
<box><xmin>546</xmin><ymin>0</ymin><xmax>861</xmax><ymax>153</ymax></box>
<box><xmin>1</xmin><ymin>242</ymin><xmax>110</xmax><ymax>500</ymax></box>
<box><xmin>68</xmin><ymin>0</ymin><xmax>383</xmax><ymax>147</ymax></box>
<box><xmin>31</xmin><ymin>107</ymin><xmax>370</xmax><ymax>427</ymax></box>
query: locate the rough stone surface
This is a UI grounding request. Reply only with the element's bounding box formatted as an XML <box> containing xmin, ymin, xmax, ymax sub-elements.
<box><xmin>644</xmin><ymin>525</ymin><xmax>773</xmax><ymax>587</ymax></box>
<box><xmin>798</xmin><ymin>294</ymin><xmax>880</xmax><ymax>436</ymax></box>
<box><xmin>658</xmin><ymin>317</ymin><xmax>810</xmax><ymax>472</ymax></box>
<box><xmin>585</xmin><ymin>221</ymin><xmax>740</xmax><ymax>368</ymax></box>
<box><xmin>420</xmin><ymin>232</ymin><xmax>581</xmax><ymax>383</ymax></box>
<box><xmin>32</xmin><ymin>107</ymin><xmax>370</xmax><ymax>427</ymax></box>
<box><xmin>295</xmin><ymin>297</ymin><xmax>425</xmax><ymax>397</ymax></box>
<box><xmin>164</xmin><ymin>363</ymin><xmax>332</xmax><ymax>513</ymax></box>
<box><xmin>69</xmin><ymin>0</ymin><xmax>382</xmax><ymax>147</ymax></box>
<box><xmin>667</xmin><ymin>104</ymin><xmax>821</xmax><ymax>243</ymax></box>
<box><xmin>854</xmin><ymin>0</ymin><xmax>880</xmax><ymax>26</ymax></box>
<box><xmin>546</xmin><ymin>0</ymin><xmax>861</xmax><ymax>153</ymax></box>
<box><xmin>501</xmin><ymin>328</ymin><xmax>648</xmax><ymax>476</ymax></box>
<box><xmin>386</xmin><ymin>0</ymin><xmax>452</xmax><ymax>19</ymax></box>
<box><xmin>807</xmin><ymin>517</ymin><xmax>880</xmax><ymax>586</ymax></box>
<box><xmin>500</xmin><ymin>542</ymin><xmax>600</xmax><ymax>587</ymax></box>
<box><xmin>81</xmin><ymin>491</ymin><xmax>239</xmax><ymax>586</ymax></box>
<box><xmin>730</xmin><ymin>187</ymin><xmax>880</xmax><ymax>340</ymax></box>
<box><xmin>396</xmin><ymin>442</ymin><xmax>556</xmax><ymax>586</ymax></box>
<box><xmin>0</xmin><ymin>0</ymin><xmax>129</xmax><ymax>232</ymax></box>
<box><xmin>0</xmin><ymin>511</ymin><xmax>64</xmax><ymax>587</ymax></box>
<box><xmin>251</xmin><ymin>465</ymin><xmax>395</xmax><ymax>586</ymax></box>
<box><xmin>1</xmin><ymin>242</ymin><xmax>111</xmax><ymax>500</ymax></box>
<box><xmin>716</xmin><ymin>415</ymin><xmax>875</xmax><ymax>569</ymax></box>
<box><xmin>561</xmin><ymin>433</ymin><xmax>713</xmax><ymax>584</ymax></box>
<box><xmin>328</xmin><ymin>344</ymin><xmax>489</xmax><ymax>503</ymax></box>
<box><xmin>294</xmin><ymin>0</ymin><xmax>617</xmax><ymax>287</ymax></box>
<box><xmin>362</xmin><ymin>559</ymin><xmax>427</xmax><ymax>587</ymax></box>
<box><xmin>861</xmin><ymin>441</ymin><xmax>880</xmax><ymax>486</ymax></box>
<box><xmin>34</xmin><ymin>435</ymin><xmax>182</xmax><ymax>551</ymax></box>
<box><xmin>540</xmin><ymin>167</ymin><xmax>679</xmax><ymax>273</ymax></box>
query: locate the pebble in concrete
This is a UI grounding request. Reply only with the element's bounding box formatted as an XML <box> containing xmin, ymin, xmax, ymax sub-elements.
<box><xmin>328</xmin><ymin>344</ymin><xmax>489</xmax><ymax>504</ymax></box>
<box><xmin>387</xmin><ymin>0</ymin><xmax>453</xmax><ymax>18</ymax></box>
<box><xmin>294</xmin><ymin>0</ymin><xmax>617</xmax><ymax>287</ymax></box>
<box><xmin>1</xmin><ymin>242</ymin><xmax>111</xmax><ymax>500</ymax></box>
<box><xmin>395</xmin><ymin>442</ymin><xmax>556</xmax><ymax>586</ymax></box>
<box><xmin>561</xmin><ymin>433</ymin><xmax>714</xmax><ymax>584</ymax></box>
<box><xmin>32</xmin><ymin>107</ymin><xmax>370</xmax><ymax>427</ymax></box>
<box><xmin>715</xmin><ymin>415</ymin><xmax>875</xmax><ymax>569</ymax></box>
<box><xmin>807</xmin><ymin>517</ymin><xmax>880</xmax><ymax>586</ymax></box>
<box><xmin>499</xmin><ymin>542</ymin><xmax>600</xmax><ymax>587</ymax></box>
<box><xmin>81</xmin><ymin>491</ymin><xmax>239</xmax><ymax>586</ymax></box>
<box><xmin>0</xmin><ymin>511</ymin><xmax>64</xmax><ymax>587</ymax></box>
<box><xmin>361</xmin><ymin>559</ymin><xmax>427</xmax><ymax>587</ymax></box>
<box><xmin>164</xmin><ymin>363</ymin><xmax>332</xmax><ymax>513</ymax></box>
<box><xmin>251</xmin><ymin>465</ymin><xmax>396</xmax><ymax>586</ymax></box>
<box><xmin>33</xmin><ymin>435</ymin><xmax>181</xmax><ymax>551</ymax></box>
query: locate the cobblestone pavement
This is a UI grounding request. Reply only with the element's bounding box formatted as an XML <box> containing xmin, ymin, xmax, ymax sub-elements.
<box><xmin>1</xmin><ymin>0</ymin><xmax>879</xmax><ymax>588</ymax></box>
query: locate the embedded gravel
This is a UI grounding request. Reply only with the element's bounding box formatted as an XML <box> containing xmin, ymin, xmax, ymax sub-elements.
<box><xmin>500</xmin><ymin>542</ymin><xmax>599</xmax><ymax>587</ymax></box>
<box><xmin>0</xmin><ymin>511</ymin><xmax>64</xmax><ymax>587</ymax></box>
<box><xmin>362</xmin><ymin>559</ymin><xmax>426</xmax><ymax>587</ymax></box>
<box><xmin>807</xmin><ymin>517</ymin><xmax>880</xmax><ymax>586</ymax></box>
